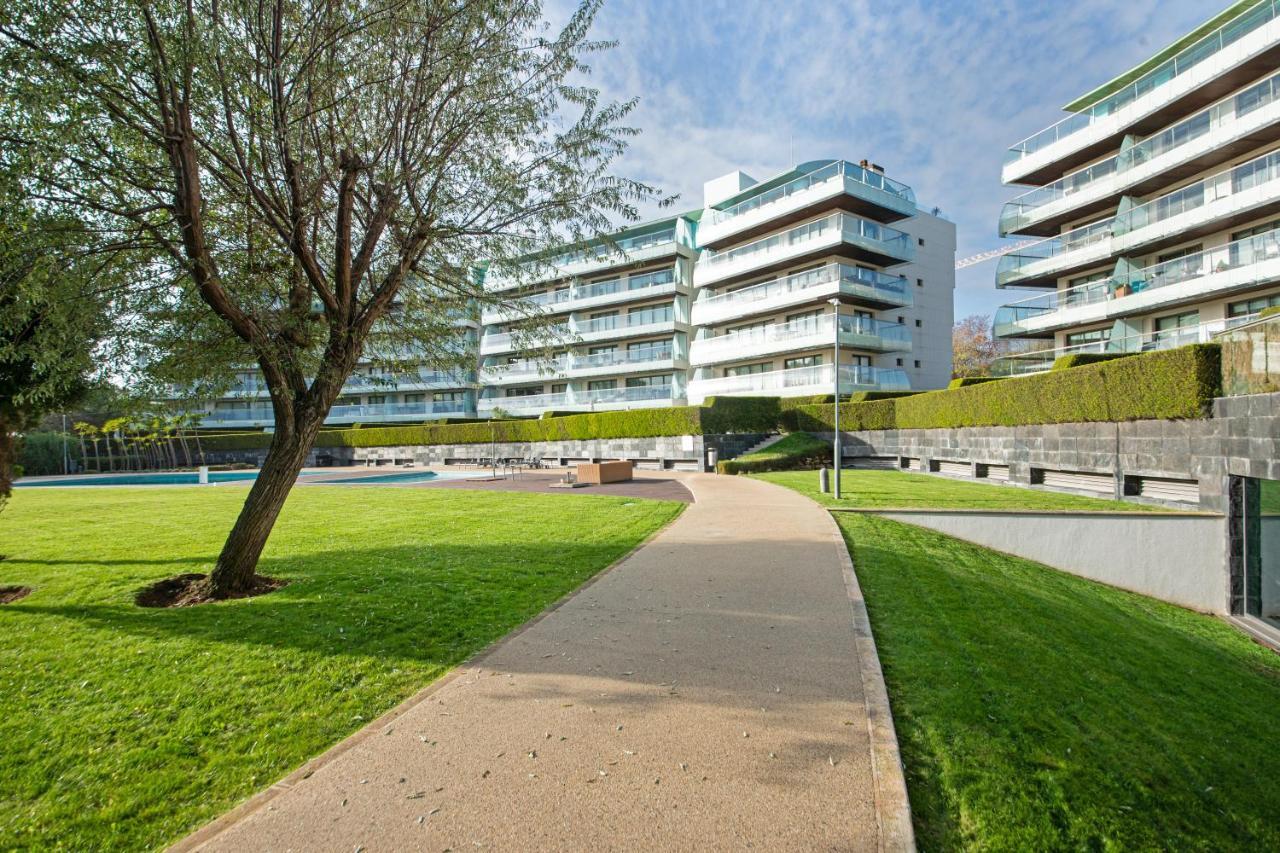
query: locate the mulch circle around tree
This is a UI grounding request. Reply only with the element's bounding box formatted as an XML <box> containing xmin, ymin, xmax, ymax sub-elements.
<box><xmin>134</xmin><ymin>573</ymin><xmax>288</xmax><ymax>608</ymax></box>
<box><xmin>0</xmin><ymin>586</ymin><xmax>33</xmax><ymax>604</ymax></box>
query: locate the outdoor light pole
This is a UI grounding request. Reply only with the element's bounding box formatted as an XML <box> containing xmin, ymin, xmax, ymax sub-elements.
<box><xmin>829</xmin><ymin>297</ymin><xmax>841</xmax><ymax>500</ymax></box>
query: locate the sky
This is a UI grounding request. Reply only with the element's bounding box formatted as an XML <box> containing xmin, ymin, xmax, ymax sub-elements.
<box><xmin>549</xmin><ymin>0</ymin><xmax>1223</xmax><ymax>320</ymax></box>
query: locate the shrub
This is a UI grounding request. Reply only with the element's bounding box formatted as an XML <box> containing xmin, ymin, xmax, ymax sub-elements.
<box><xmin>894</xmin><ymin>345</ymin><xmax>1220</xmax><ymax>428</ymax></box>
<box><xmin>1260</xmin><ymin>305</ymin><xmax>1280</xmax><ymax>319</ymax></box>
<box><xmin>718</xmin><ymin>432</ymin><xmax>831</xmax><ymax>475</ymax></box>
<box><xmin>947</xmin><ymin>376</ymin><xmax>1003</xmax><ymax>388</ymax></box>
<box><xmin>699</xmin><ymin>396</ymin><xmax>786</xmax><ymax>434</ymax></box>
<box><xmin>1050</xmin><ymin>352</ymin><xmax>1135</xmax><ymax>371</ymax></box>
<box><xmin>17</xmin><ymin>432</ymin><xmax>80</xmax><ymax>476</ymax></box>
<box><xmin>847</xmin><ymin>390</ymin><xmax>919</xmax><ymax>402</ymax></box>
<box><xmin>790</xmin><ymin>398</ymin><xmax>899</xmax><ymax>432</ymax></box>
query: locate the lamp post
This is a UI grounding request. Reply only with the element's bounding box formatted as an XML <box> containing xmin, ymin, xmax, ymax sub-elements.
<box><xmin>828</xmin><ymin>297</ymin><xmax>841</xmax><ymax>500</ymax></box>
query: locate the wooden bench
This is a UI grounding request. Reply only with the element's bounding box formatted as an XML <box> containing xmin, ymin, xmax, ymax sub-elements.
<box><xmin>576</xmin><ymin>460</ymin><xmax>634</xmax><ymax>484</ymax></box>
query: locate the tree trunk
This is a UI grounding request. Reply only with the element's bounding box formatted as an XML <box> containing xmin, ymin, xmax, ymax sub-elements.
<box><xmin>207</xmin><ymin>412</ymin><xmax>322</xmax><ymax>594</ymax></box>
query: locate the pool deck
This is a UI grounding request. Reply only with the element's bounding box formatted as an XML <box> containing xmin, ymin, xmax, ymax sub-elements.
<box><xmin>305</xmin><ymin>467</ymin><xmax>696</xmax><ymax>503</ymax></box>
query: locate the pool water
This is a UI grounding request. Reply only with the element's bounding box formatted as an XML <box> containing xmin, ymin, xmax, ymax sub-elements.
<box><xmin>318</xmin><ymin>469</ymin><xmax>484</xmax><ymax>485</ymax></box>
<box><xmin>13</xmin><ymin>470</ymin><xmax>327</xmax><ymax>488</ymax></box>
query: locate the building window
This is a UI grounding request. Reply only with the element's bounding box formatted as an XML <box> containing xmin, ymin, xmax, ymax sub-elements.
<box><xmin>626</xmin><ymin>374</ymin><xmax>671</xmax><ymax>388</ymax></box>
<box><xmin>1064</xmin><ymin>328</ymin><xmax>1111</xmax><ymax>347</ymax></box>
<box><xmin>587</xmin><ymin>379</ymin><xmax>617</xmax><ymax>391</ymax></box>
<box><xmin>917</xmin><ymin>238</ymin><xmax>925</xmax><ymax>246</ymax></box>
<box><xmin>1154</xmin><ymin>310</ymin><xmax>1200</xmax><ymax>344</ymax></box>
<box><xmin>916</xmin><ymin>278</ymin><xmax>923</xmax><ymax>287</ymax></box>
<box><xmin>550</xmin><ymin>383</ymin><xmax>568</xmax><ymax>394</ymax></box>
<box><xmin>914</xmin><ymin>319</ymin><xmax>922</xmax><ymax>327</ymax></box>
<box><xmin>628</xmin><ymin>303</ymin><xmax>674</xmax><ymax>325</ymax></box>
<box><xmin>405</xmin><ymin>393</ymin><xmax>425</xmax><ymax>404</ymax></box>
<box><xmin>725</xmin><ymin>362</ymin><xmax>769</xmax><ymax>377</ymax></box>
<box><xmin>627</xmin><ymin>268</ymin><xmax>674</xmax><ymax>290</ymax></box>
<box><xmin>913</xmin><ymin>360</ymin><xmax>921</xmax><ymax>368</ymax></box>
<box><xmin>897</xmin><ymin>315</ymin><xmax>905</xmax><ymax>324</ymax></box>
<box><xmin>896</xmin><ymin>358</ymin><xmax>903</xmax><ymax>366</ymax></box>
<box><xmin>506</xmin><ymin>387</ymin><xmax>540</xmax><ymax>398</ymax></box>
<box><xmin>784</xmin><ymin>355</ymin><xmax>821</xmax><ymax>370</ymax></box>
<box><xmin>785</xmin><ymin>309</ymin><xmax>823</xmax><ymax>331</ymax></box>
<box><xmin>1228</xmin><ymin>293</ymin><xmax>1280</xmax><ymax>318</ymax></box>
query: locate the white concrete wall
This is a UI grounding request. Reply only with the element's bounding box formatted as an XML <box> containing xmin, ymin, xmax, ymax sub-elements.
<box><xmin>871</xmin><ymin>510</ymin><xmax>1228</xmax><ymax>614</ymax></box>
<box><xmin>894</xmin><ymin>211</ymin><xmax>956</xmax><ymax>390</ymax></box>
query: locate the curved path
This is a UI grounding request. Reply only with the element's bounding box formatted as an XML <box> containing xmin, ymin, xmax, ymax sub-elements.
<box><xmin>177</xmin><ymin>473</ymin><xmax>911</xmax><ymax>852</ymax></box>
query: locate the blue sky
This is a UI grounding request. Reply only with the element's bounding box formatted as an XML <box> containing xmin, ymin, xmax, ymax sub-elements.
<box><xmin>559</xmin><ymin>0</ymin><xmax>1222</xmax><ymax>320</ymax></box>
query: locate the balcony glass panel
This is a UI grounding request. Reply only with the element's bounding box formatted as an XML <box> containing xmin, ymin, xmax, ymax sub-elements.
<box><xmin>697</xmin><ymin>263</ymin><xmax>909</xmax><ymax>317</ymax></box>
<box><xmin>573</xmin><ymin>344</ymin><xmax>673</xmax><ymax>369</ymax></box>
<box><xmin>1001</xmin><ymin>70</ymin><xmax>1280</xmax><ymax>235</ymax></box>
<box><xmin>1005</xmin><ymin>0</ymin><xmax>1280</xmax><ymax>165</ymax></box>
<box><xmin>692</xmin><ymin>364</ymin><xmax>909</xmax><ymax>398</ymax></box>
<box><xmin>995</xmin><ymin>227</ymin><xmax>1280</xmax><ymax>334</ymax></box>
<box><xmin>702</xmin><ymin>213</ymin><xmax>912</xmax><ymax>271</ymax></box>
<box><xmin>706</xmin><ymin>161</ymin><xmax>915</xmax><ymax>226</ymax></box>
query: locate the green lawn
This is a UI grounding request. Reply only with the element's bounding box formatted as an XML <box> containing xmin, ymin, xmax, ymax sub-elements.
<box><xmin>0</xmin><ymin>486</ymin><xmax>681</xmax><ymax>850</ymax></box>
<box><xmin>757</xmin><ymin>468</ymin><xmax>1176</xmax><ymax>511</ymax></box>
<box><xmin>765</xmin><ymin>475</ymin><xmax>1280</xmax><ymax>850</ymax></box>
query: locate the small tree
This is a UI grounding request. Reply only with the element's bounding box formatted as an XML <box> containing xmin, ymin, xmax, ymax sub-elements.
<box><xmin>3</xmin><ymin>0</ymin><xmax>664</xmax><ymax>597</ymax></box>
<box><xmin>952</xmin><ymin>314</ymin><xmax>1001</xmax><ymax>379</ymax></box>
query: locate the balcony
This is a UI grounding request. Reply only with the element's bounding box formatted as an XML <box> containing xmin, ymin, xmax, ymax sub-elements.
<box><xmin>480</xmin><ymin>269</ymin><xmax>678</xmax><ymax>324</ymax></box>
<box><xmin>998</xmin><ymin>148</ymin><xmax>1280</xmax><ymax>288</ymax></box>
<box><xmin>199</xmin><ymin>400</ymin><xmax>469</xmax><ymax>428</ymax></box>
<box><xmin>689</xmin><ymin>314</ymin><xmax>910</xmax><ymax>367</ymax></box>
<box><xmin>1003</xmin><ymin>0</ymin><xmax>1280</xmax><ymax>186</ymax></box>
<box><xmin>572</xmin><ymin>310</ymin><xmax>679</xmax><ymax>344</ymax></box>
<box><xmin>991</xmin><ymin>314</ymin><xmax>1261</xmax><ymax>376</ymax></box>
<box><xmin>994</xmin><ymin>227</ymin><xmax>1280</xmax><ymax>337</ymax></box>
<box><xmin>698</xmin><ymin>160</ymin><xmax>916</xmax><ymax>249</ymax></box>
<box><xmin>1000</xmin><ymin>69</ymin><xmax>1280</xmax><ymax>237</ymax></box>
<box><xmin>481</xmin><ymin>358</ymin><xmax>569</xmax><ymax>385</ymax></box>
<box><xmin>694</xmin><ymin>213</ymin><xmax>914</xmax><ymax>288</ymax></box>
<box><xmin>477</xmin><ymin>383</ymin><xmax>678</xmax><ymax>416</ymax></box>
<box><xmin>687</xmin><ymin>363</ymin><xmax>909</xmax><ymax>404</ymax></box>
<box><xmin>479</xmin><ymin>324</ymin><xmax>572</xmax><ymax>355</ymax></box>
<box><xmin>692</xmin><ymin>262</ymin><xmax>911</xmax><ymax>327</ymax></box>
<box><xmin>484</xmin><ymin>228</ymin><xmax>681</xmax><ymax>292</ymax></box>
<box><xmin>569</xmin><ymin>345</ymin><xmax>680</xmax><ymax>378</ymax></box>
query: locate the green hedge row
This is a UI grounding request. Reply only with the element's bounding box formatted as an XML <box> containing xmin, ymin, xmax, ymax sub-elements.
<box><xmin>947</xmin><ymin>376</ymin><xmax>1004</xmax><ymax>388</ymax></box>
<box><xmin>1050</xmin><ymin>352</ymin><xmax>1134</xmax><ymax>371</ymax></box>
<box><xmin>789</xmin><ymin>398</ymin><xmax>900</xmax><ymax>432</ymax></box>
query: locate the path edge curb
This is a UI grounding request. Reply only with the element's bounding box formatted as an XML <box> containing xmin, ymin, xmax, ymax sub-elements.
<box><xmin>825</xmin><ymin>509</ymin><xmax>917</xmax><ymax>853</ymax></box>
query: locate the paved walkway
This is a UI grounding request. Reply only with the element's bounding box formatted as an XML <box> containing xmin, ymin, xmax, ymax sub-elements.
<box><xmin>178</xmin><ymin>474</ymin><xmax>909</xmax><ymax>852</ymax></box>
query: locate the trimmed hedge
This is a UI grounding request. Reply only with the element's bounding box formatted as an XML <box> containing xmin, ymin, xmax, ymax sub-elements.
<box><xmin>847</xmin><ymin>390</ymin><xmax>919</xmax><ymax>402</ymax></box>
<box><xmin>718</xmin><ymin>432</ymin><xmax>830</xmax><ymax>475</ymax></box>
<box><xmin>790</xmin><ymin>398</ymin><xmax>899</xmax><ymax>432</ymax></box>
<box><xmin>947</xmin><ymin>376</ymin><xmax>1003</xmax><ymax>388</ymax></box>
<box><xmin>1050</xmin><ymin>352</ymin><xmax>1135</xmax><ymax>371</ymax></box>
<box><xmin>894</xmin><ymin>345</ymin><xmax>1221</xmax><ymax>429</ymax></box>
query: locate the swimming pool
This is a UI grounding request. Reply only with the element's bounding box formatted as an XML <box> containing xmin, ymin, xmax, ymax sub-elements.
<box><xmin>315</xmin><ymin>469</ymin><xmax>486</xmax><ymax>485</ymax></box>
<box><xmin>13</xmin><ymin>470</ymin><xmax>328</xmax><ymax>488</ymax></box>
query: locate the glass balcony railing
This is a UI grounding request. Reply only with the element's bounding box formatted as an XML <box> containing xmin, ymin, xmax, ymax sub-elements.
<box><xmin>998</xmin><ymin>147</ymin><xmax>1280</xmax><ymax>286</ymax></box>
<box><xmin>1001</xmin><ymin>69</ymin><xmax>1280</xmax><ymax>235</ymax></box>
<box><xmin>478</xmin><ymin>384</ymin><xmax>674</xmax><ymax>413</ymax></box>
<box><xmin>202</xmin><ymin>400</ymin><xmax>468</xmax><ymax>424</ymax></box>
<box><xmin>994</xmin><ymin>227</ymin><xmax>1280</xmax><ymax>335</ymax></box>
<box><xmin>694</xmin><ymin>314</ymin><xmax>909</xmax><ymax>362</ymax></box>
<box><xmin>701</xmin><ymin>213</ymin><xmax>913</xmax><ymax>273</ymax></box>
<box><xmin>706</xmin><ymin>161</ymin><xmax>915</xmax><ymax>226</ymax></box>
<box><xmin>992</xmin><ymin>314</ymin><xmax>1260</xmax><ymax>376</ymax></box>
<box><xmin>482</xmin><ymin>358</ymin><xmax>569</xmax><ymax>379</ymax></box>
<box><xmin>689</xmin><ymin>364</ymin><xmax>909</xmax><ymax>400</ymax></box>
<box><xmin>573</xmin><ymin>346</ymin><xmax>674</xmax><ymax>369</ymax></box>
<box><xmin>1005</xmin><ymin>0</ymin><xmax>1280</xmax><ymax>166</ymax></box>
<box><xmin>694</xmin><ymin>263</ymin><xmax>911</xmax><ymax>322</ymax></box>
<box><xmin>573</xmin><ymin>310</ymin><xmax>675</xmax><ymax>336</ymax></box>
<box><xmin>576</xmin><ymin>384</ymin><xmax>674</xmax><ymax>405</ymax></box>
<box><xmin>478</xmin><ymin>392</ymin><xmax>569</xmax><ymax>413</ymax></box>
<box><xmin>488</xmin><ymin>228</ymin><xmax>679</xmax><ymax>291</ymax></box>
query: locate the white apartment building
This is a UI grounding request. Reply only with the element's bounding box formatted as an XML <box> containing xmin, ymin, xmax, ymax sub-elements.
<box><xmin>477</xmin><ymin>216</ymin><xmax>698</xmax><ymax>417</ymax></box>
<box><xmin>994</xmin><ymin>0</ymin><xmax>1280</xmax><ymax>374</ymax></box>
<box><xmin>187</xmin><ymin>321</ymin><xmax>479</xmax><ymax>428</ymax></box>
<box><xmin>687</xmin><ymin>160</ymin><xmax>954</xmax><ymax>402</ymax></box>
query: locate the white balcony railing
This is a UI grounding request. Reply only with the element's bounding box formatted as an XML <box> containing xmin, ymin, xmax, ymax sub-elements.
<box><xmin>1004</xmin><ymin>0</ymin><xmax>1280</xmax><ymax>179</ymax></box>
<box><xmin>695</xmin><ymin>213</ymin><xmax>913</xmax><ymax>287</ymax></box>
<box><xmin>994</xmin><ymin>228</ymin><xmax>1280</xmax><ymax>337</ymax></box>
<box><xmin>992</xmin><ymin>314</ymin><xmax>1260</xmax><ymax>376</ymax></box>
<box><xmin>689</xmin><ymin>314</ymin><xmax>910</xmax><ymax>366</ymax></box>
<box><xmin>692</xmin><ymin>262</ymin><xmax>911</xmax><ymax>327</ymax></box>
<box><xmin>998</xmin><ymin>147</ymin><xmax>1280</xmax><ymax>287</ymax></box>
<box><xmin>477</xmin><ymin>384</ymin><xmax>676</xmax><ymax>415</ymax></box>
<box><xmin>484</xmin><ymin>228</ymin><xmax>680</xmax><ymax>291</ymax></box>
<box><xmin>687</xmin><ymin>363</ymin><xmax>909</xmax><ymax>404</ymax></box>
<box><xmin>481</xmin><ymin>269</ymin><xmax>678</xmax><ymax>324</ymax></box>
<box><xmin>201</xmin><ymin>400</ymin><xmax>469</xmax><ymax>427</ymax></box>
<box><xmin>1001</xmin><ymin>68</ymin><xmax>1280</xmax><ymax>236</ymax></box>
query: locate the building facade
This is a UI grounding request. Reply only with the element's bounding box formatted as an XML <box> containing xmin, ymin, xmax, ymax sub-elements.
<box><xmin>993</xmin><ymin>0</ymin><xmax>1280</xmax><ymax>374</ymax></box>
<box><xmin>182</xmin><ymin>157</ymin><xmax>954</xmax><ymax>429</ymax></box>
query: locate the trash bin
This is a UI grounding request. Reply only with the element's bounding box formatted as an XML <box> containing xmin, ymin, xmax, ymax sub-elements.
<box><xmin>706</xmin><ymin>448</ymin><xmax>719</xmax><ymax>472</ymax></box>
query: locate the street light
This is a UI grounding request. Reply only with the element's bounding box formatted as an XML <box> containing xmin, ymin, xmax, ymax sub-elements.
<box><xmin>828</xmin><ymin>297</ymin><xmax>841</xmax><ymax>500</ymax></box>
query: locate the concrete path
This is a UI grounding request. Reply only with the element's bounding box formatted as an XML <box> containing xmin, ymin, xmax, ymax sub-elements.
<box><xmin>178</xmin><ymin>473</ymin><xmax>910</xmax><ymax>852</ymax></box>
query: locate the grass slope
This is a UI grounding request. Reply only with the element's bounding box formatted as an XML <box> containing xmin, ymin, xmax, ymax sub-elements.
<box><xmin>0</xmin><ymin>486</ymin><xmax>681</xmax><ymax>850</ymax></box>
<box><xmin>757</xmin><ymin>469</ymin><xmax>1175</xmax><ymax>512</ymax></box>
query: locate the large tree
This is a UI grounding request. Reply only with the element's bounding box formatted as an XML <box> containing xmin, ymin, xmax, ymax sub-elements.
<box><xmin>952</xmin><ymin>314</ymin><xmax>1000</xmax><ymax>379</ymax></box>
<box><xmin>1</xmin><ymin>0</ymin><xmax>662</xmax><ymax>597</ymax></box>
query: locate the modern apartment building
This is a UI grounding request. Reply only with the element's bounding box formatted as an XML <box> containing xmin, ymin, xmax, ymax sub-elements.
<box><xmin>477</xmin><ymin>216</ymin><xmax>698</xmax><ymax>416</ymax></box>
<box><xmin>687</xmin><ymin>160</ymin><xmax>954</xmax><ymax>402</ymax></box>
<box><xmin>181</xmin><ymin>157</ymin><xmax>953</xmax><ymax>429</ymax></box>
<box><xmin>993</xmin><ymin>0</ymin><xmax>1280</xmax><ymax>374</ymax></box>
<box><xmin>186</xmin><ymin>320</ymin><xmax>480</xmax><ymax>429</ymax></box>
